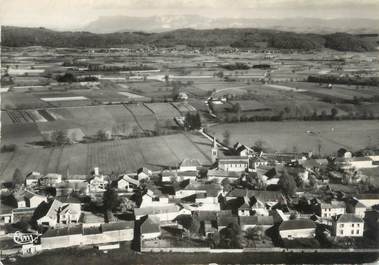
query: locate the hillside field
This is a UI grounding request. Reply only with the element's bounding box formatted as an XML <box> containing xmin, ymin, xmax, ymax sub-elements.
<box><xmin>0</xmin><ymin>133</ymin><xmax>212</xmax><ymax>182</ymax></box>
<box><xmin>208</xmin><ymin>120</ymin><xmax>379</xmax><ymax>155</ymax></box>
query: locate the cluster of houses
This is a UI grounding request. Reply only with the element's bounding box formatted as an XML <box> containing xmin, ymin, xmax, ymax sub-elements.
<box><xmin>1</xmin><ymin>140</ymin><xmax>379</xmax><ymax>255</ymax></box>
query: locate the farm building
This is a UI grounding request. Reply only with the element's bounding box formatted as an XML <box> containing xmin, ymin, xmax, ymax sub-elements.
<box><xmin>141</xmin><ymin>216</ymin><xmax>161</xmax><ymax>240</ymax></box>
<box><xmin>218</xmin><ymin>156</ymin><xmax>249</xmax><ymax>172</ymax></box>
<box><xmin>333</xmin><ymin>214</ymin><xmax>364</xmax><ymax>237</ymax></box>
<box><xmin>279</xmin><ymin>219</ymin><xmax>316</xmax><ymax>239</ymax></box>
<box><xmin>317</xmin><ymin>201</ymin><xmax>346</xmax><ymax>219</ymax></box>
<box><xmin>239</xmin><ymin>215</ymin><xmax>274</xmax><ymax>232</ymax></box>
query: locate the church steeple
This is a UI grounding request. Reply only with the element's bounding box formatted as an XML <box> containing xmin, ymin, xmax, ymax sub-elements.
<box><xmin>211</xmin><ymin>137</ymin><xmax>218</xmax><ymax>163</ymax></box>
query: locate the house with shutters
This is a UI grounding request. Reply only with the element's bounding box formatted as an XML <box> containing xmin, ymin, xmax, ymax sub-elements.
<box><xmin>317</xmin><ymin>201</ymin><xmax>346</xmax><ymax>219</ymax></box>
<box><xmin>218</xmin><ymin>156</ymin><xmax>249</xmax><ymax>172</ymax></box>
<box><xmin>333</xmin><ymin>214</ymin><xmax>364</xmax><ymax>237</ymax></box>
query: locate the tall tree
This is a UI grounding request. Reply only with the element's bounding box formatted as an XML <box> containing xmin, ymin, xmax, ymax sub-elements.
<box><xmin>12</xmin><ymin>168</ymin><xmax>23</xmax><ymax>186</ymax></box>
<box><xmin>222</xmin><ymin>130</ymin><xmax>231</xmax><ymax>147</ymax></box>
<box><xmin>278</xmin><ymin>168</ymin><xmax>297</xmax><ymax>197</ymax></box>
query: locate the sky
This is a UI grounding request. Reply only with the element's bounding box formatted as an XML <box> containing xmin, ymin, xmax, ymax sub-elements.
<box><xmin>0</xmin><ymin>0</ymin><xmax>378</xmax><ymax>30</ymax></box>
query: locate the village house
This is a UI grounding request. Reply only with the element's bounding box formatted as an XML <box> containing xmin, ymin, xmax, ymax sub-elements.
<box><xmin>179</xmin><ymin>159</ymin><xmax>201</xmax><ymax>172</ymax></box>
<box><xmin>333</xmin><ymin>214</ymin><xmax>364</xmax><ymax>237</ymax></box>
<box><xmin>317</xmin><ymin>201</ymin><xmax>346</xmax><ymax>219</ymax></box>
<box><xmin>257</xmin><ymin>167</ymin><xmax>280</xmax><ymax>186</ymax></box>
<box><xmin>140</xmin><ymin>216</ymin><xmax>161</xmax><ymax>240</ymax></box>
<box><xmin>66</xmin><ymin>174</ymin><xmax>87</xmax><ymax>184</ymax></box>
<box><xmin>82</xmin><ymin>211</ymin><xmax>105</xmax><ymax>228</ymax></box>
<box><xmin>161</xmin><ymin>170</ymin><xmax>178</xmax><ymax>183</ymax></box>
<box><xmin>139</xmin><ymin>189</ymin><xmax>167</xmax><ymax>208</ymax></box>
<box><xmin>217</xmin><ymin>210</ymin><xmax>239</xmax><ymax>231</ymax></box>
<box><xmin>239</xmin><ymin>215</ymin><xmax>274</xmax><ymax>232</ymax></box>
<box><xmin>25</xmin><ymin>171</ymin><xmax>42</xmax><ymax>186</ymax></box>
<box><xmin>233</xmin><ymin>142</ymin><xmax>256</xmax><ymax>157</ymax></box>
<box><xmin>279</xmin><ymin>219</ymin><xmax>316</xmax><ymax>239</ymax></box>
<box><xmin>346</xmin><ymin>198</ymin><xmax>367</xmax><ymax>218</ymax></box>
<box><xmin>353</xmin><ymin>194</ymin><xmax>379</xmax><ymax>209</ymax></box>
<box><xmin>37</xmin><ymin>199</ymin><xmax>81</xmax><ymax>227</ymax></box>
<box><xmin>238</xmin><ymin>200</ymin><xmax>251</xmax><ymax>217</ymax></box>
<box><xmin>10</xmin><ymin>190</ymin><xmax>46</xmax><ymax>209</ymax></box>
<box><xmin>40</xmin><ymin>224</ymin><xmax>83</xmax><ymax>250</ymax></box>
<box><xmin>207</xmin><ymin>169</ymin><xmax>240</xmax><ymax>183</ymax></box>
<box><xmin>177</xmin><ymin>170</ymin><xmax>198</xmax><ymax>182</ymax></box>
<box><xmin>116</xmin><ymin>174</ymin><xmax>139</xmax><ymax>192</ymax></box>
<box><xmin>251</xmin><ymin>157</ymin><xmax>269</xmax><ymax>169</ymax></box>
<box><xmin>40</xmin><ymin>221</ymin><xmax>134</xmax><ymax>250</ymax></box>
<box><xmin>336</xmin><ymin>157</ymin><xmax>376</xmax><ymax>170</ymax></box>
<box><xmin>194</xmin><ymin>211</ymin><xmax>218</xmax><ymax>237</ymax></box>
<box><xmin>218</xmin><ymin>156</ymin><xmax>250</xmax><ymax>172</ymax></box>
<box><xmin>87</xmin><ymin>175</ymin><xmax>108</xmax><ymax>193</ymax></box>
<box><xmin>137</xmin><ymin>167</ymin><xmax>152</xmax><ymax>181</ymax></box>
<box><xmin>134</xmin><ymin>204</ymin><xmax>188</xmax><ymax>222</ymax></box>
<box><xmin>39</xmin><ymin>173</ymin><xmax>62</xmax><ymax>186</ymax></box>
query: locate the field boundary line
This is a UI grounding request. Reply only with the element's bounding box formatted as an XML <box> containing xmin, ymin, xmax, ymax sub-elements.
<box><xmin>42</xmin><ymin>148</ymin><xmax>55</xmax><ymax>175</ymax></box>
<box><xmin>0</xmin><ymin>151</ymin><xmax>16</xmax><ymax>177</ymax></box>
<box><xmin>123</xmin><ymin>104</ymin><xmax>146</xmax><ymax>132</ymax></box>
<box><xmin>53</xmin><ymin>147</ymin><xmax>64</xmax><ymax>173</ymax></box>
<box><xmin>182</xmin><ymin>132</ymin><xmax>212</xmax><ymax>163</ymax></box>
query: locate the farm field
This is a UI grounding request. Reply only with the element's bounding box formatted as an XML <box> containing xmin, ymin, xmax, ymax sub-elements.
<box><xmin>208</xmin><ymin>120</ymin><xmax>379</xmax><ymax>155</ymax></box>
<box><xmin>1</xmin><ymin>102</ymin><xmax>189</xmax><ymax>144</ymax></box>
<box><xmin>0</xmin><ymin>133</ymin><xmax>212</xmax><ymax>182</ymax></box>
<box><xmin>145</xmin><ymin>103</ymin><xmax>181</xmax><ymax>126</ymax></box>
<box><xmin>124</xmin><ymin>104</ymin><xmax>157</xmax><ymax>131</ymax></box>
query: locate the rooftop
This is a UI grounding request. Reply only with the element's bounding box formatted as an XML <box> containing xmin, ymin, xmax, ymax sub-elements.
<box><xmin>134</xmin><ymin>204</ymin><xmax>179</xmax><ymax>216</ymax></box>
<box><xmin>42</xmin><ymin>224</ymin><xmax>83</xmax><ymax>238</ymax></box>
<box><xmin>336</xmin><ymin>213</ymin><xmax>363</xmax><ymax>223</ymax></box>
<box><xmin>180</xmin><ymin>159</ymin><xmax>201</xmax><ymax>168</ymax></box>
<box><xmin>240</xmin><ymin>215</ymin><xmax>274</xmax><ymax>226</ymax></box>
<box><xmin>101</xmin><ymin>221</ymin><xmax>134</xmax><ymax>232</ymax></box>
<box><xmin>279</xmin><ymin>219</ymin><xmax>316</xmax><ymax>231</ymax></box>
<box><xmin>141</xmin><ymin>216</ymin><xmax>160</xmax><ymax>234</ymax></box>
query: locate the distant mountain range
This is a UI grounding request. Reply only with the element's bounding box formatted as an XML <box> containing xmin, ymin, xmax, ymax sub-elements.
<box><xmin>84</xmin><ymin>15</ymin><xmax>379</xmax><ymax>34</ymax></box>
<box><xmin>2</xmin><ymin>26</ymin><xmax>377</xmax><ymax>52</ymax></box>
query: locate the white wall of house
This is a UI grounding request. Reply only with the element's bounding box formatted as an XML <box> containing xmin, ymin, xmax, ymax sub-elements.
<box><xmin>357</xmin><ymin>199</ymin><xmax>379</xmax><ymax>208</ymax></box>
<box><xmin>17</xmin><ymin>201</ymin><xmax>26</xmax><ymax>208</ymax></box>
<box><xmin>238</xmin><ymin>209</ymin><xmax>250</xmax><ymax>217</ymax></box>
<box><xmin>26</xmin><ymin>179</ymin><xmax>39</xmax><ymax>186</ymax></box>
<box><xmin>29</xmin><ymin>196</ymin><xmax>47</xmax><ymax>208</ymax></box>
<box><xmin>196</xmin><ymin>197</ymin><xmax>218</xmax><ymax>205</ymax></box>
<box><xmin>117</xmin><ymin>179</ymin><xmax>130</xmax><ymax>191</ymax></box>
<box><xmin>320</xmin><ymin>207</ymin><xmax>345</xmax><ymax>218</ymax></box>
<box><xmin>38</xmin><ymin>216</ymin><xmax>57</xmax><ymax>227</ymax></box>
<box><xmin>351</xmin><ymin>160</ymin><xmax>375</xmax><ymax>169</ymax></box>
<box><xmin>179</xmin><ymin>165</ymin><xmax>197</xmax><ymax>172</ymax></box>
<box><xmin>354</xmin><ymin>207</ymin><xmax>366</xmax><ymax>218</ymax></box>
<box><xmin>219</xmin><ymin>163</ymin><xmax>248</xmax><ymax>172</ymax></box>
<box><xmin>334</xmin><ymin>222</ymin><xmax>364</xmax><ymax>237</ymax></box>
<box><xmin>141</xmin><ymin>232</ymin><xmax>161</xmax><ymax>240</ymax></box>
<box><xmin>279</xmin><ymin>228</ymin><xmax>316</xmax><ymax>239</ymax></box>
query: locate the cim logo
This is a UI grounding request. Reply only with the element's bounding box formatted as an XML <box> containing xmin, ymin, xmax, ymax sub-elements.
<box><xmin>13</xmin><ymin>231</ymin><xmax>40</xmax><ymax>245</ymax></box>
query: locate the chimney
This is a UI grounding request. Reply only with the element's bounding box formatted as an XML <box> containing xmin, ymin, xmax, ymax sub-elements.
<box><xmin>94</xmin><ymin>167</ymin><xmax>99</xmax><ymax>176</ymax></box>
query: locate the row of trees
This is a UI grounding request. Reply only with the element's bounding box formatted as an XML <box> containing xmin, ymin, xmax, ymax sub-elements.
<box><xmin>184</xmin><ymin>112</ymin><xmax>202</xmax><ymax>130</ymax></box>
